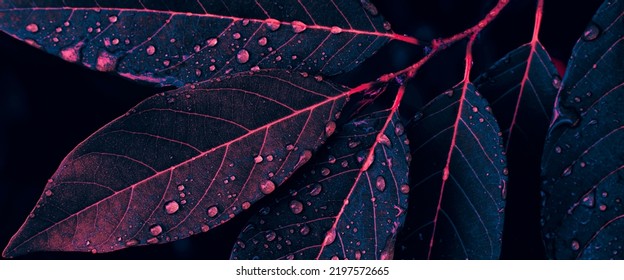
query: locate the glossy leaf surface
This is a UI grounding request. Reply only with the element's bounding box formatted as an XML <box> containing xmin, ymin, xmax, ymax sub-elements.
<box><xmin>541</xmin><ymin>0</ymin><xmax>624</xmax><ymax>259</ymax></box>
<box><xmin>397</xmin><ymin>84</ymin><xmax>507</xmax><ymax>259</ymax></box>
<box><xmin>0</xmin><ymin>0</ymin><xmax>395</xmax><ymax>86</ymax></box>
<box><xmin>2</xmin><ymin>70</ymin><xmax>353</xmax><ymax>258</ymax></box>
<box><xmin>474</xmin><ymin>42</ymin><xmax>558</xmax><ymax>257</ymax></box>
<box><xmin>231</xmin><ymin>110</ymin><xmax>410</xmax><ymax>260</ymax></box>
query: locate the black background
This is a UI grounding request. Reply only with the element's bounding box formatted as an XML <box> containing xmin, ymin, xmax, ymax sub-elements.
<box><xmin>0</xmin><ymin>0</ymin><xmax>604</xmax><ymax>259</ymax></box>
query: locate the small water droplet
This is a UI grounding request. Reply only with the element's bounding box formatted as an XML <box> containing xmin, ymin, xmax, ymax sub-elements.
<box><xmin>348</xmin><ymin>141</ymin><xmax>361</xmax><ymax>148</ymax></box>
<box><xmin>108</xmin><ymin>15</ymin><xmax>118</xmax><ymax>23</ymax></box>
<box><xmin>209</xmin><ymin>65</ymin><xmax>216</xmax><ymax>71</ymax></box>
<box><xmin>26</xmin><ymin>23</ymin><xmax>39</xmax><ymax>33</ymax></box>
<box><xmin>581</xmin><ymin>191</ymin><xmax>595</xmax><ymax>208</ymax></box>
<box><xmin>150</xmin><ymin>225</ymin><xmax>163</xmax><ymax>236</ymax></box>
<box><xmin>582</xmin><ymin>23</ymin><xmax>600</xmax><ymax>41</ymax></box>
<box><xmin>300</xmin><ymin>225</ymin><xmax>310</xmax><ymax>236</ymax></box>
<box><xmin>562</xmin><ymin>165</ymin><xmax>572</xmax><ymax>177</ymax></box>
<box><xmin>164</xmin><ymin>200</ymin><xmax>180</xmax><ymax>214</ymax></box>
<box><xmin>377</xmin><ymin>134</ymin><xmax>391</xmax><ymax>147</ymax></box>
<box><xmin>265</xmin><ymin>19</ymin><xmax>281</xmax><ymax>31</ymax></box>
<box><xmin>503</xmin><ymin>168</ymin><xmax>509</xmax><ymax>176</ymax></box>
<box><xmin>125</xmin><ymin>239</ymin><xmax>139</xmax><ymax>246</ymax></box>
<box><xmin>555</xmin><ymin>146</ymin><xmax>562</xmax><ymax>154</ymax></box>
<box><xmin>323</xmin><ymin>229</ymin><xmax>336</xmax><ymax>245</ymax></box>
<box><xmin>146</xmin><ymin>45</ymin><xmax>156</xmax><ymax>56</ymax></box>
<box><xmin>361</xmin><ymin>0</ymin><xmax>379</xmax><ymax>15</ymax></box>
<box><xmin>207</xmin><ymin>205</ymin><xmax>219</xmax><ymax>217</ymax></box>
<box><xmin>237</xmin><ymin>49</ymin><xmax>250</xmax><ymax>64</ymax></box>
<box><xmin>162</xmin><ymin>60</ymin><xmax>170</xmax><ymax>67</ymax></box>
<box><xmin>291</xmin><ymin>21</ymin><xmax>307</xmax><ymax>33</ymax></box>
<box><xmin>265</xmin><ymin>230</ymin><xmax>277</xmax><ymax>241</ymax></box>
<box><xmin>266</xmin><ymin>155</ymin><xmax>274</xmax><ymax>162</ymax></box>
<box><xmin>254</xmin><ymin>155</ymin><xmax>263</xmax><ymax>163</ymax></box>
<box><xmin>400</xmin><ymin>184</ymin><xmax>410</xmax><ymax>194</ymax></box>
<box><xmin>328</xmin><ymin>155</ymin><xmax>336</xmax><ymax>164</ymax></box>
<box><xmin>147</xmin><ymin>237</ymin><xmax>159</xmax><ymax>244</ymax></box>
<box><xmin>309</xmin><ymin>184</ymin><xmax>322</xmax><ymax>196</ymax></box>
<box><xmin>321</xmin><ymin>168</ymin><xmax>331</xmax><ymax>176</ymax></box>
<box><xmin>195</xmin><ymin>69</ymin><xmax>202</xmax><ymax>77</ymax></box>
<box><xmin>472</xmin><ymin>106</ymin><xmax>479</xmax><ymax>113</ymax></box>
<box><xmin>395</xmin><ymin>123</ymin><xmax>405</xmax><ymax>136</ymax></box>
<box><xmin>258</xmin><ymin>37</ymin><xmax>268</xmax><ymax>46</ymax></box>
<box><xmin>242</xmin><ymin>201</ymin><xmax>251</xmax><ymax>210</ymax></box>
<box><xmin>260</xmin><ymin>180</ymin><xmax>276</xmax><ymax>195</ymax></box>
<box><xmin>599</xmin><ymin>204</ymin><xmax>607</xmax><ymax>211</ymax></box>
<box><xmin>44</xmin><ymin>190</ymin><xmax>53</xmax><ymax>197</ymax></box>
<box><xmin>330</xmin><ymin>26</ymin><xmax>342</xmax><ymax>34</ymax></box>
<box><xmin>383</xmin><ymin>21</ymin><xmax>392</xmax><ymax>30</ymax></box>
<box><xmin>193</xmin><ymin>44</ymin><xmax>202</xmax><ymax>53</ymax></box>
<box><xmin>325</xmin><ymin>121</ymin><xmax>336</xmax><ymax>137</ymax></box>
<box><xmin>232</xmin><ymin>32</ymin><xmax>241</xmax><ymax>40</ymax></box>
<box><xmin>552</xmin><ymin>75</ymin><xmax>562</xmax><ymax>89</ymax></box>
<box><xmin>289</xmin><ymin>200</ymin><xmax>304</xmax><ymax>214</ymax></box>
<box><xmin>376</xmin><ymin>176</ymin><xmax>386</xmax><ymax>192</ymax></box>
<box><xmin>207</xmin><ymin>38</ymin><xmax>218</xmax><ymax>47</ymax></box>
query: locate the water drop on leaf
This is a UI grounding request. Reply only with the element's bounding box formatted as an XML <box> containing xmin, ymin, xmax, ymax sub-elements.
<box><xmin>25</xmin><ymin>23</ymin><xmax>39</xmax><ymax>33</ymax></box>
<box><xmin>376</xmin><ymin>176</ymin><xmax>386</xmax><ymax>192</ymax></box>
<box><xmin>260</xmin><ymin>180</ymin><xmax>276</xmax><ymax>195</ymax></box>
<box><xmin>291</xmin><ymin>21</ymin><xmax>307</xmax><ymax>33</ymax></box>
<box><xmin>164</xmin><ymin>200</ymin><xmax>180</xmax><ymax>214</ymax></box>
<box><xmin>237</xmin><ymin>49</ymin><xmax>250</xmax><ymax>64</ymax></box>
<box><xmin>265</xmin><ymin>19</ymin><xmax>281</xmax><ymax>31</ymax></box>
<box><xmin>289</xmin><ymin>200</ymin><xmax>304</xmax><ymax>214</ymax></box>
<box><xmin>582</xmin><ymin>23</ymin><xmax>600</xmax><ymax>41</ymax></box>
<box><xmin>150</xmin><ymin>225</ymin><xmax>163</xmax><ymax>236</ymax></box>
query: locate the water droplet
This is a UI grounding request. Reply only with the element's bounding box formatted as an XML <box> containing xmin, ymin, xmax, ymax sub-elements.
<box><xmin>582</xmin><ymin>23</ymin><xmax>600</xmax><ymax>41</ymax></box>
<box><xmin>164</xmin><ymin>200</ymin><xmax>180</xmax><ymax>214</ymax></box>
<box><xmin>265</xmin><ymin>230</ymin><xmax>277</xmax><ymax>241</ymax></box>
<box><xmin>207</xmin><ymin>205</ymin><xmax>219</xmax><ymax>217</ymax></box>
<box><xmin>205</xmin><ymin>38</ymin><xmax>218</xmax><ymax>48</ymax></box>
<box><xmin>265</xmin><ymin>19</ymin><xmax>281</xmax><ymax>31</ymax></box>
<box><xmin>258</xmin><ymin>37</ymin><xmax>268</xmax><ymax>46</ymax></box>
<box><xmin>291</xmin><ymin>21</ymin><xmax>307</xmax><ymax>33</ymax></box>
<box><xmin>300</xmin><ymin>225</ymin><xmax>310</xmax><ymax>236</ymax></box>
<box><xmin>232</xmin><ymin>33</ymin><xmax>241</xmax><ymax>40</ymax></box>
<box><xmin>472</xmin><ymin>106</ymin><xmax>479</xmax><ymax>113</ymax></box>
<box><xmin>348</xmin><ymin>141</ymin><xmax>361</xmax><ymax>148</ymax></box>
<box><xmin>289</xmin><ymin>200</ymin><xmax>304</xmax><ymax>214</ymax></box>
<box><xmin>201</xmin><ymin>224</ymin><xmax>210</xmax><ymax>232</ymax></box>
<box><xmin>562</xmin><ymin>165</ymin><xmax>572</xmax><ymax>177</ymax></box>
<box><xmin>328</xmin><ymin>155</ymin><xmax>336</xmax><ymax>164</ymax></box>
<box><xmin>260</xmin><ymin>180</ymin><xmax>276</xmax><ymax>195</ymax></box>
<box><xmin>503</xmin><ymin>168</ymin><xmax>509</xmax><ymax>176</ymax></box>
<box><xmin>442</xmin><ymin>167</ymin><xmax>450</xmax><ymax>180</ymax></box>
<box><xmin>145</xmin><ymin>45</ymin><xmax>156</xmax><ymax>56</ymax></box>
<box><xmin>323</xmin><ymin>229</ymin><xmax>336</xmax><ymax>245</ymax></box>
<box><xmin>361</xmin><ymin>0</ymin><xmax>379</xmax><ymax>15</ymax></box>
<box><xmin>162</xmin><ymin>60</ymin><xmax>170</xmax><ymax>67</ymax></box>
<box><xmin>377</xmin><ymin>134</ymin><xmax>391</xmax><ymax>147</ymax></box>
<box><xmin>321</xmin><ymin>168</ymin><xmax>331</xmax><ymax>176</ymax></box>
<box><xmin>383</xmin><ymin>21</ymin><xmax>392</xmax><ymax>31</ymax></box>
<box><xmin>325</xmin><ymin>121</ymin><xmax>336</xmax><ymax>137</ymax></box>
<box><xmin>209</xmin><ymin>65</ymin><xmax>216</xmax><ymax>71</ymax></box>
<box><xmin>555</xmin><ymin>146</ymin><xmax>562</xmax><ymax>154</ymax></box>
<box><xmin>254</xmin><ymin>155</ymin><xmax>263</xmax><ymax>163</ymax></box>
<box><xmin>96</xmin><ymin>51</ymin><xmax>117</xmax><ymax>72</ymax></box>
<box><xmin>266</xmin><ymin>155</ymin><xmax>274</xmax><ymax>161</ymax></box>
<box><xmin>237</xmin><ymin>49</ymin><xmax>250</xmax><ymax>64</ymax></box>
<box><xmin>581</xmin><ymin>191</ymin><xmax>595</xmax><ymax>208</ymax></box>
<box><xmin>125</xmin><ymin>239</ymin><xmax>139</xmax><ymax>246</ymax></box>
<box><xmin>295</xmin><ymin>150</ymin><xmax>313</xmax><ymax>169</ymax></box>
<box><xmin>147</xmin><ymin>237</ymin><xmax>159</xmax><ymax>244</ymax></box>
<box><xmin>150</xmin><ymin>225</ymin><xmax>163</xmax><ymax>236</ymax></box>
<box><xmin>26</xmin><ymin>23</ymin><xmax>39</xmax><ymax>33</ymax></box>
<box><xmin>600</xmin><ymin>204</ymin><xmax>607</xmax><ymax>211</ymax></box>
<box><xmin>286</xmin><ymin>144</ymin><xmax>295</xmax><ymax>151</ymax></box>
<box><xmin>108</xmin><ymin>15</ymin><xmax>118</xmax><ymax>23</ymax></box>
<box><xmin>60</xmin><ymin>42</ymin><xmax>84</xmax><ymax>63</ymax></box>
<box><xmin>44</xmin><ymin>190</ymin><xmax>53</xmax><ymax>197</ymax></box>
<box><xmin>330</xmin><ymin>26</ymin><xmax>342</xmax><ymax>34</ymax></box>
<box><xmin>552</xmin><ymin>75</ymin><xmax>562</xmax><ymax>89</ymax></box>
<box><xmin>195</xmin><ymin>69</ymin><xmax>202</xmax><ymax>77</ymax></box>
<box><xmin>395</xmin><ymin>123</ymin><xmax>405</xmax><ymax>136</ymax></box>
<box><xmin>376</xmin><ymin>176</ymin><xmax>386</xmax><ymax>192</ymax></box>
<box><xmin>242</xmin><ymin>201</ymin><xmax>251</xmax><ymax>210</ymax></box>
<box><xmin>571</xmin><ymin>239</ymin><xmax>580</xmax><ymax>251</ymax></box>
<box><xmin>400</xmin><ymin>184</ymin><xmax>410</xmax><ymax>194</ymax></box>
<box><xmin>309</xmin><ymin>184</ymin><xmax>322</xmax><ymax>196</ymax></box>
<box><xmin>331</xmin><ymin>255</ymin><xmax>339</xmax><ymax>260</ymax></box>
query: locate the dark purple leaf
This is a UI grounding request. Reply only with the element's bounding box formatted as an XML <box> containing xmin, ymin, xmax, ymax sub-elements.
<box><xmin>0</xmin><ymin>0</ymin><xmax>402</xmax><ymax>87</ymax></box>
<box><xmin>396</xmin><ymin>83</ymin><xmax>507</xmax><ymax>259</ymax></box>
<box><xmin>1</xmin><ymin>69</ymin><xmax>361</xmax><ymax>258</ymax></box>
<box><xmin>474</xmin><ymin>42</ymin><xmax>558</xmax><ymax>257</ymax></box>
<box><xmin>541</xmin><ymin>0</ymin><xmax>624</xmax><ymax>259</ymax></box>
<box><xmin>230</xmin><ymin>110</ymin><xmax>410</xmax><ymax>260</ymax></box>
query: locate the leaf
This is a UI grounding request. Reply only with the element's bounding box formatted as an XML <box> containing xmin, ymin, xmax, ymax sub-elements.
<box><xmin>541</xmin><ymin>0</ymin><xmax>624</xmax><ymax>259</ymax></box>
<box><xmin>0</xmin><ymin>0</ymin><xmax>398</xmax><ymax>87</ymax></box>
<box><xmin>474</xmin><ymin>42</ymin><xmax>558</xmax><ymax>257</ymax></box>
<box><xmin>396</xmin><ymin>83</ymin><xmax>507</xmax><ymax>259</ymax></box>
<box><xmin>230</xmin><ymin>110</ymin><xmax>410</xmax><ymax>260</ymax></box>
<box><xmin>1</xmin><ymin>69</ymin><xmax>360</xmax><ymax>258</ymax></box>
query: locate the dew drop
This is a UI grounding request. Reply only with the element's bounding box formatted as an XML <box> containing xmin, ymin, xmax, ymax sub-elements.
<box><xmin>562</xmin><ymin>166</ymin><xmax>573</xmax><ymax>177</ymax></box>
<box><xmin>177</xmin><ymin>184</ymin><xmax>185</xmax><ymax>191</ymax></box>
<box><xmin>258</xmin><ymin>37</ymin><xmax>268</xmax><ymax>46</ymax></box>
<box><xmin>206</xmin><ymin>38</ymin><xmax>218</xmax><ymax>47</ymax></box>
<box><xmin>289</xmin><ymin>200</ymin><xmax>304</xmax><ymax>214</ymax></box>
<box><xmin>328</xmin><ymin>155</ymin><xmax>336</xmax><ymax>164</ymax></box>
<box><xmin>150</xmin><ymin>225</ymin><xmax>163</xmax><ymax>236</ymax></box>
<box><xmin>162</xmin><ymin>60</ymin><xmax>170</xmax><ymax>67</ymax></box>
<box><xmin>295</xmin><ymin>150</ymin><xmax>313</xmax><ymax>169</ymax></box>
<box><xmin>582</xmin><ymin>23</ymin><xmax>600</xmax><ymax>41</ymax></box>
<box><xmin>201</xmin><ymin>224</ymin><xmax>210</xmax><ymax>232</ymax></box>
<box><xmin>383</xmin><ymin>21</ymin><xmax>392</xmax><ymax>31</ymax></box>
<box><xmin>194</xmin><ymin>44</ymin><xmax>201</xmax><ymax>53</ymax></box>
<box><xmin>60</xmin><ymin>42</ymin><xmax>84</xmax><ymax>63</ymax></box>
<box><xmin>377</xmin><ymin>134</ymin><xmax>391</xmax><ymax>147</ymax></box>
<box><xmin>571</xmin><ymin>240</ymin><xmax>580</xmax><ymax>251</ymax></box>
<box><xmin>96</xmin><ymin>51</ymin><xmax>118</xmax><ymax>72</ymax></box>
<box><xmin>348</xmin><ymin>141</ymin><xmax>361</xmax><ymax>148</ymax></box>
<box><xmin>599</xmin><ymin>204</ymin><xmax>607</xmax><ymax>211</ymax></box>
<box><xmin>209</xmin><ymin>65</ymin><xmax>216</xmax><ymax>71</ymax></box>
<box><xmin>309</xmin><ymin>183</ymin><xmax>322</xmax><ymax>196</ymax></box>
<box><xmin>125</xmin><ymin>239</ymin><xmax>139</xmax><ymax>247</ymax></box>
<box><xmin>260</xmin><ymin>180</ymin><xmax>276</xmax><ymax>195</ymax></box>
<box><xmin>232</xmin><ymin>32</ymin><xmax>241</xmax><ymax>40</ymax></box>
<box><xmin>300</xmin><ymin>225</ymin><xmax>310</xmax><ymax>236</ymax></box>
<box><xmin>108</xmin><ymin>15</ymin><xmax>118</xmax><ymax>23</ymax></box>
<box><xmin>325</xmin><ymin>121</ymin><xmax>336</xmax><ymax>137</ymax></box>
<box><xmin>581</xmin><ymin>191</ymin><xmax>595</xmax><ymax>208</ymax></box>
<box><xmin>265</xmin><ymin>19</ymin><xmax>281</xmax><ymax>31</ymax></box>
<box><xmin>207</xmin><ymin>205</ymin><xmax>219</xmax><ymax>217</ymax></box>
<box><xmin>331</xmin><ymin>255</ymin><xmax>339</xmax><ymax>260</ymax></box>
<box><xmin>361</xmin><ymin>0</ymin><xmax>379</xmax><ymax>15</ymax></box>
<box><xmin>330</xmin><ymin>26</ymin><xmax>343</xmax><ymax>34</ymax></box>
<box><xmin>147</xmin><ymin>237</ymin><xmax>159</xmax><ymax>244</ymax></box>
<box><xmin>146</xmin><ymin>45</ymin><xmax>156</xmax><ymax>56</ymax></box>
<box><xmin>237</xmin><ymin>49</ymin><xmax>250</xmax><ymax>64</ymax></box>
<box><xmin>266</xmin><ymin>155</ymin><xmax>274</xmax><ymax>162</ymax></box>
<box><xmin>164</xmin><ymin>200</ymin><xmax>180</xmax><ymax>214</ymax></box>
<box><xmin>265</xmin><ymin>230</ymin><xmax>277</xmax><ymax>242</ymax></box>
<box><xmin>395</xmin><ymin>123</ymin><xmax>405</xmax><ymax>136</ymax></box>
<box><xmin>44</xmin><ymin>190</ymin><xmax>53</xmax><ymax>197</ymax></box>
<box><xmin>472</xmin><ymin>106</ymin><xmax>479</xmax><ymax>113</ymax></box>
<box><xmin>254</xmin><ymin>155</ymin><xmax>264</xmax><ymax>163</ymax></box>
<box><xmin>400</xmin><ymin>184</ymin><xmax>410</xmax><ymax>194</ymax></box>
<box><xmin>291</xmin><ymin>21</ymin><xmax>307</xmax><ymax>33</ymax></box>
<box><xmin>376</xmin><ymin>176</ymin><xmax>386</xmax><ymax>192</ymax></box>
<box><xmin>242</xmin><ymin>201</ymin><xmax>251</xmax><ymax>210</ymax></box>
<box><xmin>442</xmin><ymin>167</ymin><xmax>450</xmax><ymax>180</ymax></box>
<box><xmin>503</xmin><ymin>168</ymin><xmax>509</xmax><ymax>176</ymax></box>
<box><xmin>323</xmin><ymin>229</ymin><xmax>336</xmax><ymax>245</ymax></box>
<box><xmin>555</xmin><ymin>146</ymin><xmax>562</xmax><ymax>154</ymax></box>
<box><xmin>552</xmin><ymin>75</ymin><xmax>562</xmax><ymax>89</ymax></box>
<box><xmin>26</xmin><ymin>23</ymin><xmax>39</xmax><ymax>33</ymax></box>
<box><xmin>321</xmin><ymin>168</ymin><xmax>331</xmax><ymax>176</ymax></box>
<box><xmin>195</xmin><ymin>69</ymin><xmax>202</xmax><ymax>77</ymax></box>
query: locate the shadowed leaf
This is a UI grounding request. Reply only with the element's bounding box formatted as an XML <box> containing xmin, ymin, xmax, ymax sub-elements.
<box><xmin>541</xmin><ymin>0</ymin><xmax>624</xmax><ymax>259</ymax></box>
<box><xmin>0</xmin><ymin>0</ymin><xmax>400</xmax><ymax>86</ymax></box>
<box><xmin>474</xmin><ymin>42</ymin><xmax>558</xmax><ymax>257</ymax></box>
<box><xmin>230</xmin><ymin>110</ymin><xmax>410</xmax><ymax>260</ymax></box>
<box><xmin>396</xmin><ymin>83</ymin><xmax>507</xmax><ymax>259</ymax></box>
<box><xmin>1</xmin><ymin>69</ymin><xmax>361</xmax><ymax>258</ymax></box>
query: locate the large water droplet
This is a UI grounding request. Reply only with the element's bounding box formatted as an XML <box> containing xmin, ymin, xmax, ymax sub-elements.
<box><xmin>289</xmin><ymin>200</ymin><xmax>304</xmax><ymax>214</ymax></box>
<box><xmin>150</xmin><ymin>225</ymin><xmax>163</xmax><ymax>236</ymax></box>
<box><xmin>376</xmin><ymin>176</ymin><xmax>386</xmax><ymax>192</ymax></box>
<box><xmin>237</xmin><ymin>49</ymin><xmax>250</xmax><ymax>64</ymax></box>
<box><xmin>207</xmin><ymin>205</ymin><xmax>219</xmax><ymax>217</ymax></box>
<box><xmin>582</xmin><ymin>23</ymin><xmax>600</xmax><ymax>41</ymax></box>
<box><xmin>96</xmin><ymin>51</ymin><xmax>118</xmax><ymax>72</ymax></box>
<box><xmin>60</xmin><ymin>42</ymin><xmax>84</xmax><ymax>63</ymax></box>
<box><xmin>258</xmin><ymin>37</ymin><xmax>268</xmax><ymax>46</ymax></box>
<box><xmin>265</xmin><ymin>230</ymin><xmax>277</xmax><ymax>241</ymax></box>
<box><xmin>291</xmin><ymin>21</ymin><xmax>307</xmax><ymax>33</ymax></box>
<box><xmin>400</xmin><ymin>184</ymin><xmax>410</xmax><ymax>194</ymax></box>
<box><xmin>330</xmin><ymin>26</ymin><xmax>342</xmax><ymax>34</ymax></box>
<box><xmin>108</xmin><ymin>15</ymin><xmax>118</xmax><ymax>23</ymax></box>
<box><xmin>377</xmin><ymin>134</ymin><xmax>391</xmax><ymax>147</ymax></box>
<box><xmin>265</xmin><ymin>19</ymin><xmax>281</xmax><ymax>31</ymax></box>
<box><xmin>146</xmin><ymin>45</ymin><xmax>156</xmax><ymax>56</ymax></box>
<box><xmin>309</xmin><ymin>183</ymin><xmax>322</xmax><ymax>196</ymax></box>
<box><xmin>161</xmin><ymin>200</ymin><xmax>180</xmax><ymax>215</ymax></box>
<box><xmin>254</xmin><ymin>155</ymin><xmax>263</xmax><ymax>164</ymax></box>
<box><xmin>206</xmin><ymin>38</ymin><xmax>218</xmax><ymax>47</ymax></box>
<box><xmin>26</xmin><ymin>23</ymin><xmax>39</xmax><ymax>33</ymax></box>
<box><xmin>295</xmin><ymin>150</ymin><xmax>313</xmax><ymax>169</ymax></box>
<box><xmin>325</xmin><ymin>121</ymin><xmax>336</xmax><ymax>137</ymax></box>
<box><xmin>260</xmin><ymin>180</ymin><xmax>276</xmax><ymax>195</ymax></box>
